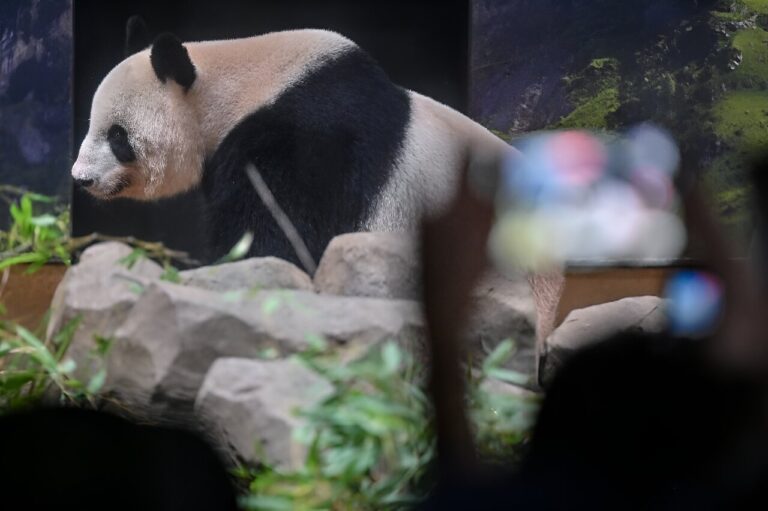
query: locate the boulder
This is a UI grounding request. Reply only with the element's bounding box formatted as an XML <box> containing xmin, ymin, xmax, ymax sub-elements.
<box><xmin>179</xmin><ymin>256</ymin><xmax>312</xmax><ymax>292</ymax></box>
<box><xmin>479</xmin><ymin>374</ymin><xmax>540</xmax><ymax>400</ymax></box>
<box><xmin>464</xmin><ymin>271</ymin><xmax>537</xmax><ymax>377</ymax></box>
<box><xmin>314</xmin><ymin>232</ymin><xmax>538</xmax><ymax>375</ymax></box>
<box><xmin>195</xmin><ymin>357</ymin><xmax>332</xmax><ymax>469</ymax></box>
<box><xmin>44</xmin><ymin>238</ymin><xmax>544</xmax><ymax>470</ymax></box>
<box><xmin>46</xmin><ymin>242</ymin><xmax>163</xmax><ymax>379</ymax></box>
<box><xmin>314</xmin><ymin>232</ymin><xmax>420</xmax><ymax>299</ymax></box>
<box><xmin>91</xmin><ymin>282</ymin><xmax>424</xmax><ymax>413</ymax></box>
<box><xmin>539</xmin><ymin>296</ymin><xmax>667</xmax><ymax>386</ymax></box>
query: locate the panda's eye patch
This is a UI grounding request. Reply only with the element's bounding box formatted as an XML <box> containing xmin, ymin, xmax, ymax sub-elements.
<box><xmin>107</xmin><ymin>124</ymin><xmax>136</xmax><ymax>163</ymax></box>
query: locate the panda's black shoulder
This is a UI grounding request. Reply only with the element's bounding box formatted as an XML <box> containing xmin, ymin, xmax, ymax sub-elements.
<box><xmin>201</xmin><ymin>45</ymin><xmax>412</xmax><ymax>265</ymax></box>
<box><xmin>204</xmin><ymin>44</ymin><xmax>412</xmax><ymax>172</ymax></box>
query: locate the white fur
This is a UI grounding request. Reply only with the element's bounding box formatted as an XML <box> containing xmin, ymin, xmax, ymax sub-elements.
<box><xmin>365</xmin><ymin>92</ymin><xmax>510</xmax><ymax>230</ymax></box>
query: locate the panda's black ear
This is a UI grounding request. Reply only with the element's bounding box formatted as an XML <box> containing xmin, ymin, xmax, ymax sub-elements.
<box><xmin>150</xmin><ymin>33</ymin><xmax>197</xmax><ymax>92</ymax></box>
<box><xmin>124</xmin><ymin>15</ymin><xmax>151</xmax><ymax>57</ymax></box>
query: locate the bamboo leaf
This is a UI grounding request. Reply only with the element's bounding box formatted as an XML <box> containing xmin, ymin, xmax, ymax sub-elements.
<box><xmin>53</xmin><ymin>316</ymin><xmax>82</xmax><ymax>361</ymax></box>
<box><xmin>86</xmin><ymin>368</ymin><xmax>107</xmax><ymax>394</ymax></box>
<box><xmin>221</xmin><ymin>231</ymin><xmax>254</xmax><ymax>262</ymax></box>
<box><xmin>0</xmin><ymin>252</ymin><xmax>46</xmax><ymax>270</ymax></box>
<box><xmin>30</xmin><ymin>214</ymin><xmax>57</xmax><ymax>227</ymax></box>
<box><xmin>482</xmin><ymin>339</ymin><xmax>516</xmax><ymax>372</ymax></box>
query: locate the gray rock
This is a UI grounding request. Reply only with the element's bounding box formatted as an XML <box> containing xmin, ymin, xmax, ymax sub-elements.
<box><xmin>465</xmin><ymin>271</ymin><xmax>537</xmax><ymax>377</ymax></box>
<box><xmin>480</xmin><ymin>377</ymin><xmax>540</xmax><ymax>400</ymax></box>
<box><xmin>179</xmin><ymin>257</ymin><xmax>312</xmax><ymax>292</ymax></box>
<box><xmin>45</xmin><ymin>242</ymin><xmax>163</xmax><ymax>379</ymax></box>
<box><xmin>314</xmin><ymin>233</ymin><xmax>539</xmax><ymax>374</ymax></box>
<box><xmin>195</xmin><ymin>357</ymin><xmax>332</xmax><ymax>469</ymax></box>
<box><xmin>95</xmin><ymin>283</ymin><xmax>424</xmax><ymax>412</ymax></box>
<box><xmin>314</xmin><ymin>232</ymin><xmax>420</xmax><ymax>299</ymax></box>
<box><xmin>47</xmin><ymin>237</ymin><xmax>544</xmax><ymax>471</ymax></box>
<box><xmin>540</xmin><ymin>296</ymin><xmax>667</xmax><ymax>386</ymax></box>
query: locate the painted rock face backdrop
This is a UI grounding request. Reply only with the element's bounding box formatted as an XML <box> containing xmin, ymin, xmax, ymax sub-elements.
<box><xmin>471</xmin><ymin>0</ymin><xmax>768</xmax><ymax>250</ymax></box>
<box><xmin>0</xmin><ymin>0</ymin><xmax>73</xmax><ymax>223</ymax></box>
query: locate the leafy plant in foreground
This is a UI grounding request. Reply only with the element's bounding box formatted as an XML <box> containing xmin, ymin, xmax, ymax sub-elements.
<box><xmin>0</xmin><ymin>187</ymin><xmax>70</xmax><ymax>272</ymax></box>
<box><xmin>0</xmin><ymin>187</ymin><xmax>200</xmax><ymax>276</ymax></box>
<box><xmin>470</xmin><ymin>341</ymin><xmax>539</xmax><ymax>464</ymax></box>
<box><xmin>0</xmin><ymin>311</ymin><xmax>111</xmax><ymax>411</ymax></box>
<box><xmin>240</xmin><ymin>339</ymin><xmax>540</xmax><ymax>511</ymax></box>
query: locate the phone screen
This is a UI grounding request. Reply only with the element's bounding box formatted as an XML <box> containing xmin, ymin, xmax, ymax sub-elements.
<box><xmin>663</xmin><ymin>268</ymin><xmax>724</xmax><ymax>338</ymax></box>
<box><xmin>482</xmin><ymin>124</ymin><xmax>688</xmax><ymax>274</ymax></box>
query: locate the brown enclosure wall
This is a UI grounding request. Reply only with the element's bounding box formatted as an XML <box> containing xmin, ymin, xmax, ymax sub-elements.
<box><xmin>555</xmin><ymin>267</ymin><xmax>673</xmax><ymax>327</ymax></box>
<box><xmin>3</xmin><ymin>265</ymin><xmax>67</xmax><ymax>330</ymax></box>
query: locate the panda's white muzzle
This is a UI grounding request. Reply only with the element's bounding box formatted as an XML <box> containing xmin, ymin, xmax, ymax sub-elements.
<box><xmin>71</xmin><ymin>138</ymin><xmax>132</xmax><ymax>198</ymax></box>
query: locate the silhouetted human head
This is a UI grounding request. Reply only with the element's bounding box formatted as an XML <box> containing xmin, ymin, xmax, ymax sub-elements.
<box><xmin>422</xmin><ymin>330</ymin><xmax>768</xmax><ymax>511</ymax></box>
<box><xmin>522</xmin><ymin>330</ymin><xmax>768</xmax><ymax>510</ymax></box>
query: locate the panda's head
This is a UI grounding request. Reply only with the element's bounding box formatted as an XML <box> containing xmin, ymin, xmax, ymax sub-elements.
<box><xmin>72</xmin><ymin>22</ymin><xmax>204</xmax><ymax>200</ymax></box>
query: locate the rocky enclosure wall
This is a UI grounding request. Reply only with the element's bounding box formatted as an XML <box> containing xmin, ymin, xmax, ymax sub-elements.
<box><xmin>45</xmin><ymin>232</ymin><xmax>665</xmax><ymax>468</ymax></box>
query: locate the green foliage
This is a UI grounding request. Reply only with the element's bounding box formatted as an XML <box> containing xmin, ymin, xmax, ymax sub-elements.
<box><xmin>704</xmin><ymin>4</ymin><xmax>768</xmax><ymax>244</ymax></box>
<box><xmin>709</xmin><ymin>88</ymin><xmax>768</xmax><ymax>246</ymax></box>
<box><xmin>470</xmin><ymin>340</ymin><xmax>538</xmax><ymax>463</ymax></box>
<box><xmin>117</xmin><ymin>247</ymin><xmax>188</xmax><ymax>283</ymax></box>
<box><xmin>555</xmin><ymin>57</ymin><xmax>620</xmax><ymax>130</ymax></box>
<box><xmin>729</xmin><ymin>27</ymin><xmax>768</xmax><ymax>89</ymax></box>
<box><xmin>160</xmin><ymin>263</ymin><xmax>182</xmax><ymax>283</ymax></box>
<box><xmin>588</xmin><ymin>57</ymin><xmax>614</xmax><ymax>70</ymax></box>
<box><xmin>219</xmin><ymin>231</ymin><xmax>255</xmax><ymax>264</ymax></box>
<box><xmin>555</xmin><ymin>87</ymin><xmax>620</xmax><ymax>130</ymax></box>
<box><xmin>0</xmin><ymin>314</ymin><xmax>110</xmax><ymax>411</ymax></box>
<box><xmin>118</xmin><ymin>247</ymin><xmax>148</xmax><ymax>269</ymax></box>
<box><xmin>241</xmin><ymin>340</ymin><xmax>539</xmax><ymax>510</ymax></box>
<box><xmin>714</xmin><ymin>90</ymin><xmax>768</xmax><ymax>152</ymax></box>
<box><xmin>0</xmin><ymin>188</ymin><xmax>70</xmax><ymax>272</ymax></box>
<box><xmin>711</xmin><ymin>10</ymin><xmax>744</xmax><ymax>22</ymax></box>
<box><xmin>742</xmin><ymin>0</ymin><xmax>768</xmax><ymax>15</ymax></box>
<box><xmin>121</xmin><ymin>230</ymin><xmax>255</xmax><ymax>284</ymax></box>
<box><xmin>242</xmin><ymin>341</ymin><xmax>433</xmax><ymax>511</ymax></box>
<box><xmin>0</xmin><ymin>188</ymin><xmax>200</xmax><ymax>279</ymax></box>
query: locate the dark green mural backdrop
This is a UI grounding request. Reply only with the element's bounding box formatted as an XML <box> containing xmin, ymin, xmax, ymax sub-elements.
<box><xmin>471</xmin><ymin>0</ymin><xmax>767</xmax><ymax>250</ymax></box>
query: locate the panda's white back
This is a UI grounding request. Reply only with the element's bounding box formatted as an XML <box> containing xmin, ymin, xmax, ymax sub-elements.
<box><xmin>366</xmin><ymin>90</ymin><xmax>510</xmax><ymax>231</ymax></box>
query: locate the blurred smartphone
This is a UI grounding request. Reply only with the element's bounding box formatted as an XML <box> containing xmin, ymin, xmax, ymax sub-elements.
<box><xmin>663</xmin><ymin>267</ymin><xmax>724</xmax><ymax>338</ymax></box>
<box><xmin>468</xmin><ymin>124</ymin><xmax>725</xmax><ymax>338</ymax></box>
<box><xmin>471</xmin><ymin>124</ymin><xmax>688</xmax><ymax>274</ymax></box>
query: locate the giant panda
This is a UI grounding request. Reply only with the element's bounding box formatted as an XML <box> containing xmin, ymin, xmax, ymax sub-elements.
<box><xmin>71</xmin><ymin>19</ymin><xmax>510</xmax><ymax>268</ymax></box>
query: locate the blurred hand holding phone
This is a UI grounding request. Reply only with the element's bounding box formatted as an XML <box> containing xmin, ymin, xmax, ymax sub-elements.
<box><xmin>485</xmin><ymin>124</ymin><xmax>686</xmax><ymax>273</ymax></box>
<box><xmin>471</xmin><ymin>124</ymin><xmax>724</xmax><ymax>338</ymax></box>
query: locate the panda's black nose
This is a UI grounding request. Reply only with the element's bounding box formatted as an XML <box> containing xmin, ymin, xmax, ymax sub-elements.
<box><xmin>74</xmin><ymin>178</ymin><xmax>94</xmax><ymax>188</ymax></box>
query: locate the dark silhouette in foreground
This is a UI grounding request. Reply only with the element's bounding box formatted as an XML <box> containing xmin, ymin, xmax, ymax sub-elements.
<box><xmin>422</xmin><ymin>330</ymin><xmax>768</xmax><ymax>510</ymax></box>
<box><xmin>0</xmin><ymin>407</ymin><xmax>238</xmax><ymax>511</ymax></box>
<box><xmin>419</xmin><ymin>149</ymin><xmax>768</xmax><ymax>509</ymax></box>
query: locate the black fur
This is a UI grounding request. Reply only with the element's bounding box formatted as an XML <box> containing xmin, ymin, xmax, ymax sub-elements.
<box><xmin>124</xmin><ymin>15</ymin><xmax>151</xmax><ymax>57</ymax></box>
<box><xmin>150</xmin><ymin>33</ymin><xmax>196</xmax><ymax>92</ymax></box>
<box><xmin>202</xmin><ymin>47</ymin><xmax>411</xmax><ymax>268</ymax></box>
<box><xmin>107</xmin><ymin>124</ymin><xmax>136</xmax><ymax>163</ymax></box>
